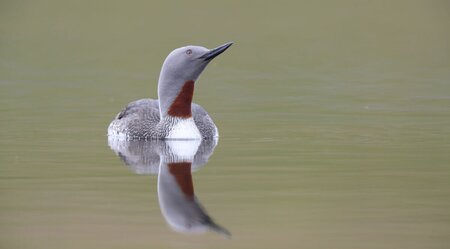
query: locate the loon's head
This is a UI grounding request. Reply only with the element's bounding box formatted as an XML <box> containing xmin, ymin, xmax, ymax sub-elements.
<box><xmin>158</xmin><ymin>42</ymin><xmax>233</xmax><ymax>118</ymax></box>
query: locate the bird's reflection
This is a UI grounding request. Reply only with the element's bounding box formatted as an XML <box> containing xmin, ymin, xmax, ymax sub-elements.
<box><xmin>108</xmin><ymin>137</ymin><xmax>230</xmax><ymax>237</ymax></box>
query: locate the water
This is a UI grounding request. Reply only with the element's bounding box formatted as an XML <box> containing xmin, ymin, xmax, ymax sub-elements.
<box><xmin>1</xmin><ymin>1</ymin><xmax>449</xmax><ymax>248</ymax></box>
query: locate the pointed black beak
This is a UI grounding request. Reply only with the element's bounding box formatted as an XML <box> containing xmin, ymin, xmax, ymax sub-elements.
<box><xmin>200</xmin><ymin>42</ymin><xmax>233</xmax><ymax>61</ymax></box>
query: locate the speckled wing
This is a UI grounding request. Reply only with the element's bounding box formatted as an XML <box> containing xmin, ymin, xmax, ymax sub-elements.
<box><xmin>192</xmin><ymin>103</ymin><xmax>219</xmax><ymax>138</ymax></box>
<box><xmin>108</xmin><ymin>99</ymin><xmax>161</xmax><ymax>139</ymax></box>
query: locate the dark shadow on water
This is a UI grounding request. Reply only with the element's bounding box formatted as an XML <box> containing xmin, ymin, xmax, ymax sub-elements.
<box><xmin>108</xmin><ymin>137</ymin><xmax>230</xmax><ymax>238</ymax></box>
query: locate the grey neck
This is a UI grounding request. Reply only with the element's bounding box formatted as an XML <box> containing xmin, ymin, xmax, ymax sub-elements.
<box><xmin>157</xmin><ymin>68</ymin><xmax>182</xmax><ymax>119</ymax></box>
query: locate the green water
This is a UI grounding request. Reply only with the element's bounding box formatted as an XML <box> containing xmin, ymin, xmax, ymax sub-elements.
<box><xmin>1</xmin><ymin>1</ymin><xmax>449</xmax><ymax>248</ymax></box>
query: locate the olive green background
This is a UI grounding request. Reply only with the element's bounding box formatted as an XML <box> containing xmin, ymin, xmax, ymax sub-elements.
<box><xmin>1</xmin><ymin>1</ymin><xmax>449</xmax><ymax>248</ymax></box>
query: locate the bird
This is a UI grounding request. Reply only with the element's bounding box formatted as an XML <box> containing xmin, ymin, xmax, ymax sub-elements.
<box><xmin>108</xmin><ymin>42</ymin><xmax>233</xmax><ymax>140</ymax></box>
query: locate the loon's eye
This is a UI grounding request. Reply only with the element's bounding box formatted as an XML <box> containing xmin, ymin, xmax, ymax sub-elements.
<box><xmin>186</xmin><ymin>49</ymin><xmax>192</xmax><ymax>55</ymax></box>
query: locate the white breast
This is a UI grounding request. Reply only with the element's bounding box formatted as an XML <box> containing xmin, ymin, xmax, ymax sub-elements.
<box><xmin>166</xmin><ymin>118</ymin><xmax>201</xmax><ymax>140</ymax></box>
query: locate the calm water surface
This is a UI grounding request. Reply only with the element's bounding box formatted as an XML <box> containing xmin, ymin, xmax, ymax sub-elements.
<box><xmin>1</xmin><ymin>1</ymin><xmax>449</xmax><ymax>249</ymax></box>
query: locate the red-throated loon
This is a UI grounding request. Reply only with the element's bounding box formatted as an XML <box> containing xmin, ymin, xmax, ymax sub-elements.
<box><xmin>108</xmin><ymin>42</ymin><xmax>233</xmax><ymax>140</ymax></box>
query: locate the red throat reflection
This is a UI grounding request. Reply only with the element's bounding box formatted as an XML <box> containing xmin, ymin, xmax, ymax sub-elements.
<box><xmin>168</xmin><ymin>162</ymin><xmax>194</xmax><ymax>199</ymax></box>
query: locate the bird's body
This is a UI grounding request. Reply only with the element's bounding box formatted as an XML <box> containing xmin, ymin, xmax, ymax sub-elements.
<box><xmin>108</xmin><ymin>42</ymin><xmax>232</xmax><ymax>140</ymax></box>
<box><xmin>108</xmin><ymin>98</ymin><xmax>218</xmax><ymax>140</ymax></box>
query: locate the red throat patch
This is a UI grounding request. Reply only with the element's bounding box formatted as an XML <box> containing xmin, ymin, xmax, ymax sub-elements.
<box><xmin>168</xmin><ymin>162</ymin><xmax>194</xmax><ymax>199</ymax></box>
<box><xmin>167</xmin><ymin>80</ymin><xmax>195</xmax><ymax>118</ymax></box>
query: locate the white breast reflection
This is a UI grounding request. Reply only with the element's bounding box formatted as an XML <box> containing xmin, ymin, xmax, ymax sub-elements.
<box><xmin>108</xmin><ymin>138</ymin><xmax>230</xmax><ymax>237</ymax></box>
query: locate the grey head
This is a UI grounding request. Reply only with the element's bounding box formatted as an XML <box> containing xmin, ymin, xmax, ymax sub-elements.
<box><xmin>158</xmin><ymin>42</ymin><xmax>233</xmax><ymax>119</ymax></box>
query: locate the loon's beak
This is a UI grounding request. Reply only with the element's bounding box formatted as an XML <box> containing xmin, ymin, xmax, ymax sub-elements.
<box><xmin>200</xmin><ymin>42</ymin><xmax>233</xmax><ymax>61</ymax></box>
